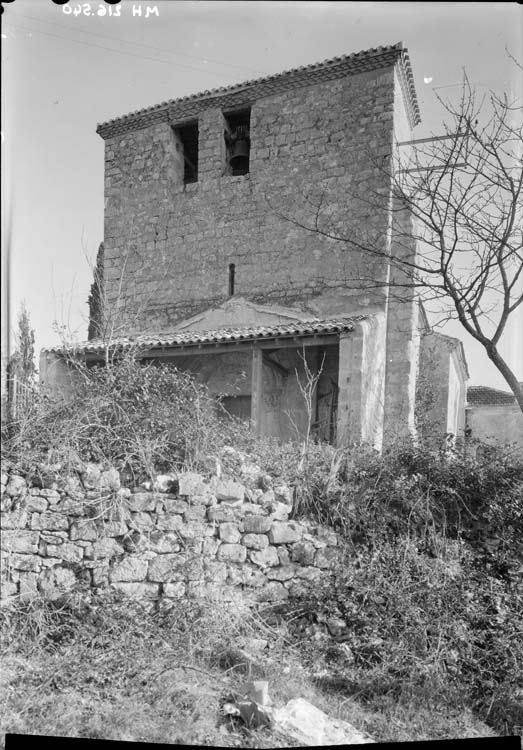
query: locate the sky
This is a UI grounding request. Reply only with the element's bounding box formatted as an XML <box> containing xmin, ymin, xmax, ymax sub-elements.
<box><xmin>2</xmin><ymin>0</ymin><xmax>522</xmax><ymax>389</ymax></box>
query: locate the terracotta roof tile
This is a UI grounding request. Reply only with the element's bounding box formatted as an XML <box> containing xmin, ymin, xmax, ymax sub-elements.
<box><xmin>97</xmin><ymin>42</ymin><xmax>419</xmax><ymax>138</ymax></box>
<box><xmin>467</xmin><ymin>386</ymin><xmax>516</xmax><ymax>407</ymax></box>
<box><xmin>43</xmin><ymin>316</ymin><xmax>364</xmax><ymax>355</ymax></box>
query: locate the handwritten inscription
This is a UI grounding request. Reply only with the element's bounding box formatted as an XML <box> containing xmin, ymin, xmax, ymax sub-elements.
<box><xmin>62</xmin><ymin>4</ymin><xmax>159</xmax><ymax>17</ymax></box>
<box><xmin>132</xmin><ymin>4</ymin><xmax>159</xmax><ymax>16</ymax></box>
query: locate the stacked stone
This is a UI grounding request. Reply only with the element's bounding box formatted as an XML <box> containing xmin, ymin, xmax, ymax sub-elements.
<box><xmin>0</xmin><ymin>465</ymin><xmax>338</xmax><ymax>605</ymax></box>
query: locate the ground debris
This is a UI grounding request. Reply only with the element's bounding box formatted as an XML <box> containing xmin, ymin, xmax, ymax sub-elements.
<box><xmin>232</xmin><ymin>681</ymin><xmax>375</xmax><ymax>745</ymax></box>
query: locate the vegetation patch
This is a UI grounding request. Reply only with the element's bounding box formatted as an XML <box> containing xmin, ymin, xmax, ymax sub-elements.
<box><xmin>0</xmin><ymin>589</ymin><xmax>499</xmax><ymax>746</ymax></box>
<box><xmin>2</xmin><ymin>357</ymin><xmax>521</xmax><ymax>743</ymax></box>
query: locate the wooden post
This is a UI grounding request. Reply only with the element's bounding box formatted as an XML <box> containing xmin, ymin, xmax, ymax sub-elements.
<box><xmin>336</xmin><ymin>332</ymin><xmax>363</xmax><ymax>447</ymax></box>
<box><xmin>251</xmin><ymin>346</ymin><xmax>263</xmax><ymax>435</ymax></box>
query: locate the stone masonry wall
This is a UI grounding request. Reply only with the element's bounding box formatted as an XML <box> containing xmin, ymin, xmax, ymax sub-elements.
<box><xmin>1</xmin><ymin>463</ymin><xmax>338</xmax><ymax>606</ymax></box>
<box><xmin>102</xmin><ymin>66</ymin><xmax>403</xmax><ymax>334</ymax></box>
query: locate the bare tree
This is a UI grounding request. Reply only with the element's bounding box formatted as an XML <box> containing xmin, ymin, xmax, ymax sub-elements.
<box><xmin>275</xmin><ymin>75</ymin><xmax>523</xmax><ymax>411</ymax></box>
<box><xmin>295</xmin><ymin>347</ymin><xmax>326</xmax><ymax>450</ymax></box>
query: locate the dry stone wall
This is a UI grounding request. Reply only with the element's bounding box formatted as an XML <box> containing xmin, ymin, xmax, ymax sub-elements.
<box><xmin>1</xmin><ymin>463</ymin><xmax>338</xmax><ymax>606</ymax></box>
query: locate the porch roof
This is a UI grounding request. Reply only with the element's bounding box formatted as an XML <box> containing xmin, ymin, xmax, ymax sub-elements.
<box><xmin>44</xmin><ymin>316</ymin><xmax>364</xmax><ymax>356</ymax></box>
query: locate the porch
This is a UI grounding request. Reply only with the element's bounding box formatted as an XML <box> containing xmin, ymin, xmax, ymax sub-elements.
<box><xmin>40</xmin><ymin>315</ymin><xmax>385</xmax><ymax>448</ymax></box>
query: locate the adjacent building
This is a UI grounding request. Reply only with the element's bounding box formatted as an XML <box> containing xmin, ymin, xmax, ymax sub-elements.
<box><xmin>466</xmin><ymin>385</ymin><xmax>523</xmax><ymax>452</ymax></box>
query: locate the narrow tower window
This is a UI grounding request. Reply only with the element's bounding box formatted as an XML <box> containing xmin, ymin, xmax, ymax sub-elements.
<box><xmin>228</xmin><ymin>263</ymin><xmax>235</xmax><ymax>296</ymax></box>
<box><xmin>174</xmin><ymin>121</ymin><xmax>199</xmax><ymax>184</ymax></box>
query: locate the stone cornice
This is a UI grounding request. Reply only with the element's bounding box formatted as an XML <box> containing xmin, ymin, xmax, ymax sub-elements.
<box><xmin>97</xmin><ymin>42</ymin><xmax>420</xmax><ymax>140</ymax></box>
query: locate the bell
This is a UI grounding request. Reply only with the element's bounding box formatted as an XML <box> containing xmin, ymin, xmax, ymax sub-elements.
<box><xmin>229</xmin><ymin>138</ymin><xmax>250</xmax><ymax>173</ymax></box>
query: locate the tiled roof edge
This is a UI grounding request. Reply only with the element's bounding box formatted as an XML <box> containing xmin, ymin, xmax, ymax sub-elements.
<box><xmin>42</xmin><ymin>316</ymin><xmax>365</xmax><ymax>355</ymax></box>
<box><xmin>395</xmin><ymin>44</ymin><xmax>420</xmax><ymax>130</ymax></box>
<box><xmin>466</xmin><ymin>385</ymin><xmax>516</xmax><ymax>406</ymax></box>
<box><xmin>96</xmin><ymin>42</ymin><xmax>420</xmax><ymax>139</ymax></box>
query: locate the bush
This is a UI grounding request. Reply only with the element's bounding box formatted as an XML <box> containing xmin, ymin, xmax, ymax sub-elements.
<box><xmin>280</xmin><ymin>439</ymin><xmax>523</xmax><ymax>557</ymax></box>
<box><xmin>264</xmin><ymin>438</ymin><xmax>523</xmax><ymax>735</ymax></box>
<box><xmin>2</xmin><ymin>363</ymin><xmax>522</xmax><ymax>738</ymax></box>
<box><xmin>292</xmin><ymin>538</ymin><xmax>523</xmax><ymax>734</ymax></box>
<box><xmin>1</xmin><ymin>352</ymin><xmax>251</xmax><ymax>484</ymax></box>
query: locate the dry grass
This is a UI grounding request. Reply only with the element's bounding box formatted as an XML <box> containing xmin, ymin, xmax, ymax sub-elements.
<box><xmin>0</xmin><ymin>590</ymin><xmax>499</xmax><ymax>747</ymax></box>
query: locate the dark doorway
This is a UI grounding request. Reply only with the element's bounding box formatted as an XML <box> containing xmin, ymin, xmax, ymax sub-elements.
<box><xmin>220</xmin><ymin>395</ymin><xmax>252</xmax><ymax>420</ymax></box>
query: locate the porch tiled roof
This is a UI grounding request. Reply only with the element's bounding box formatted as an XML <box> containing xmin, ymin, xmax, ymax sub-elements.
<box><xmin>43</xmin><ymin>316</ymin><xmax>365</xmax><ymax>355</ymax></box>
<box><xmin>467</xmin><ymin>385</ymin><xmax>516</xmax><ymax>407</ymax></box>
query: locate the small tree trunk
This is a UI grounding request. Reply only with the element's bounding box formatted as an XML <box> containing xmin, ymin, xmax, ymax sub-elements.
<box><xmin>486</xmin><ymin>346</ymin><xmax>523</xmax><ymax>413</ymax></box>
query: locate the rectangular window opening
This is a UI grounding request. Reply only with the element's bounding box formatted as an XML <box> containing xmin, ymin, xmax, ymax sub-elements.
<box><xmin>224</xmin><ymin>108</ymin><xmax>251</xmax><ymax>176</ymax></box>
<box><xmin>175</xmin><ymin>121</ymin><xmax>199</xmax><ymax>184</ymax></box>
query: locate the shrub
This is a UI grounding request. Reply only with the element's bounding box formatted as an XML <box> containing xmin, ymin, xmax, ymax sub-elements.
<box><xmin>1</xmin><ymin>352</ymin><xmax>250</xmax><ymax>484</ymax></box>
<box><xmin>2</xmin><ymin>365</ymin><xmax>522</xmax><ymax>738</ymax></box>
<box><xmin>279</xmin><ymin>439</ymin><xmax>523</xmax><ymax>556</ymax></box>
<box><xmin>292</xmin><ymin>538</ymin><xmax>523</xmax><ymax>734</ymax></box>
